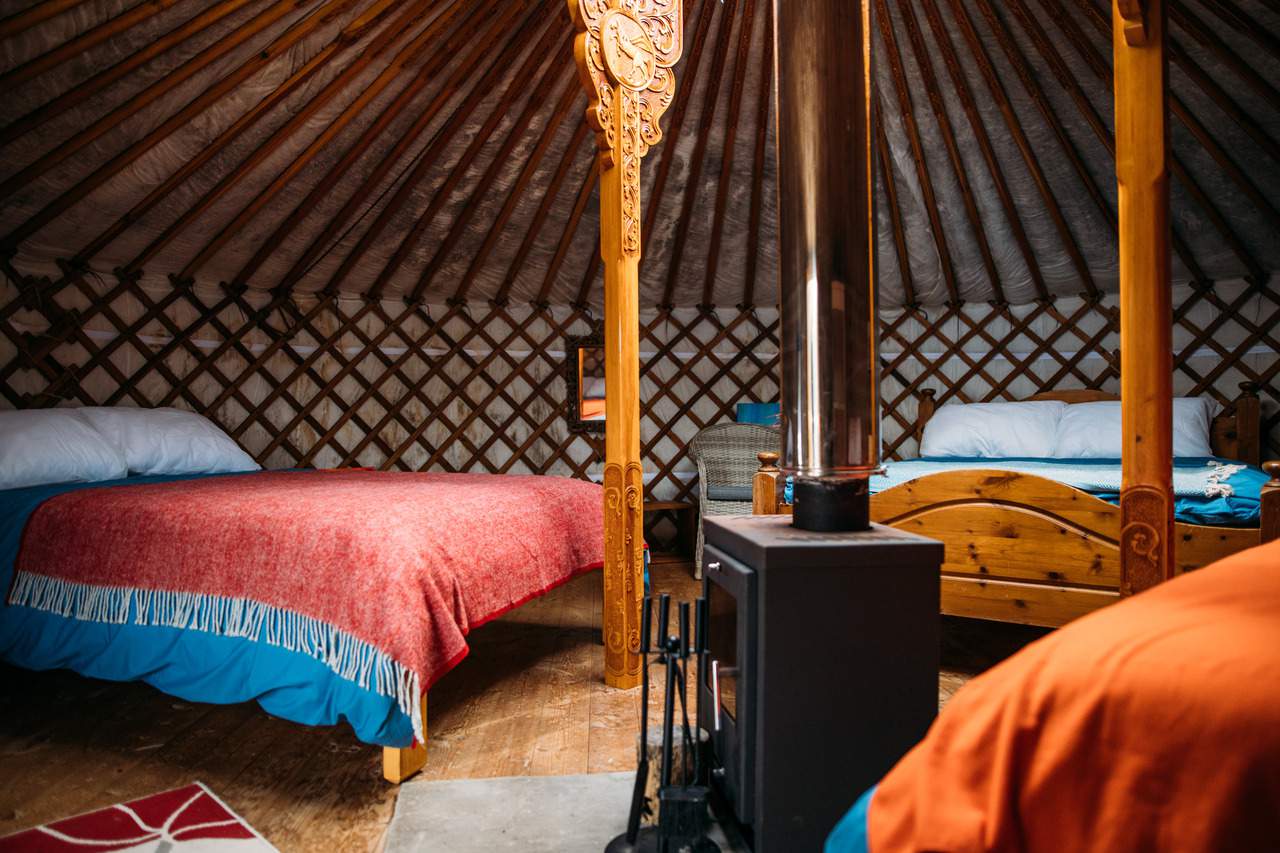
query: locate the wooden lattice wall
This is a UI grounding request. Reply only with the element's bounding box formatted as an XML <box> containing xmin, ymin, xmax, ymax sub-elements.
<box><xmin>2</xmin><ymin>275</ymin><xmax>1277</xmax><ymax>511</ymax></box>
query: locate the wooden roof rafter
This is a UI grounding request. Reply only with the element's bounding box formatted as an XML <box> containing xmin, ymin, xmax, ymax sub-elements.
<box><xmin>0</xmin><ymin>0</ymin><xmax>1274</xmax><ymax>311</ymax></box>
<box><xmin>1053</xmin><ymin>0</ymin><xmax>1274</xmax><ymax>279</ymax></box>
<box><xmin>329</xmin><ymin>0</ymin><xmax>546</xmax><ymax>300</ymax></box>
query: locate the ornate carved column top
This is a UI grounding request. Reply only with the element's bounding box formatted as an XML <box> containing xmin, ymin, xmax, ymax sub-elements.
<box><xmin>568</xmin><ymin>0</ymin><xmax>684</xmax><ymax>168</ymax></box>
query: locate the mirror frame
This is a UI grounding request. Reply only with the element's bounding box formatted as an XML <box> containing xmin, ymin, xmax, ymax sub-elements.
<box><xmin>565</xmin><ymin>330</ymin><xmax>606</xmax><ymax>435</ymax></box>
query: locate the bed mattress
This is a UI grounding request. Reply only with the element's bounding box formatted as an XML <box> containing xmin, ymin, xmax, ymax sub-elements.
<box><xmin>1</xmin><ymin>470</ymin><xmax>603</xmax><ymax>747</ymax></box>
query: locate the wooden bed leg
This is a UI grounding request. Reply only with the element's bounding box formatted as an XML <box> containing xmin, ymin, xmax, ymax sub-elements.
<box><xmin>382</xmin><ymin>694</ymin><xmax>428</xmax><ymax>784</ymax></box>
<box><xmin>1261</xmin><ymin>462</ymin><xmax>1280</xmax><ymax>545</ymax></box>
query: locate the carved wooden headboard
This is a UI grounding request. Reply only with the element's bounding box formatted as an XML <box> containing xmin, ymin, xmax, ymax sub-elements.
<box><xmin>914</xmin><ymin>382</ymin><xmax>1262</xmax><ymax>465</ymax></box>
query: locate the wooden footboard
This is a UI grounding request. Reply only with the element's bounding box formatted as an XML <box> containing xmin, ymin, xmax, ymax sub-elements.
<box><xmin>752</xmin><ymin>453</ymin><xmax>1279</xmax><ymax>627</ymax></box>
<box><xmin>870</xmin><ymin>469</ymin><xmax>1262</xmax><ymax>626</ymax></box>
<box><xmin>382</xmin><ymin>694</ymin><xmax>428</xmax><ymax>784</ymax></box>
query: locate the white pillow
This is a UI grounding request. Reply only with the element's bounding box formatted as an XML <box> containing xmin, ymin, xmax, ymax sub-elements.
<box><xmin>74</xmin><ymin>407</ymin><xmax>260</xmax><ymax>476</ymax></box>
<box><xmin>1052</xmin><ymin>398</ymin><xmax>1219</xmax><ymax>459</ymax></box>
<box><xmin>0</xmin><ymin>409</ymin><xmax>129</xmax><ymax>489</ymax></box>
<box><xmin>920</xmin><ymin>400</ymin><xmax>1066</xmax><ymax>458</ymax></box>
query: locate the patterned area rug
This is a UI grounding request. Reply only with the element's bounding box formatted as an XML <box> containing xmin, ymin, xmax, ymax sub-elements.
<box><xmin>0</xmin><ymin>783</ymin><xmax>275</xmax><ymax>852</ymax></box>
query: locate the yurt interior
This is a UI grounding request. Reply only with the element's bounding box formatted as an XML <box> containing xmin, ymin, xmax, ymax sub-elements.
<box><xmin>1</xmin><ymin>0</ymin><xmax>1278</xmax><ymax>850</ymax></box>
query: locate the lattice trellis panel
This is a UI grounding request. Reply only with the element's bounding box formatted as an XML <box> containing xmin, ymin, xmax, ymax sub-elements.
<box><xmin>1</xmin><ymin>275</ymin><xmax>1277</xmax><ymax>521</ymax></box>
<box><xmin>0</xmin><ymin>275</ymin><xmax>782</xmax><ymax>504</ymax></box>
<box><xmin>881</xmin><ymin>278</ymin><xmax>1280</xmax><ymax>461</ymax></box>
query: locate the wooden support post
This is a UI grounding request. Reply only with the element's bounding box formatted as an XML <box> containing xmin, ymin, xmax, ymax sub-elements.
<box><xmin>753</xmin><ymin>451</ymin><xmax>785</xmax><ymax>515</ymax></box>
<box><xmin>569</xmin><ymin>0</ymin><xmax>683</xmax><ymax>689</ymax></box>
<box><xmin>1262</xmin><ymin>462</ymin><xmax>1280</xmax><ymax>545</ymax></box>
<box><xmin>382</xmin><ymin>694</ymin><xmax>428</xmax><ymax>784</ymax></box>
<box><xmin>1113</xmin><ymin>0</ymin><xmax>1173</xmax><ymax>595</ymax></box>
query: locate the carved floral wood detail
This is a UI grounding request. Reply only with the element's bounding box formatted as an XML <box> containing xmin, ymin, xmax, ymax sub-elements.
<box><xmin>570</xmin><ymin>0</ymin><xmax>682</xmax><ymax>257</ymax></box>
<box><xmin>1119</xmin><ymin>484</ymin><xmax>1171</xmax><ymax>595</ymax></box>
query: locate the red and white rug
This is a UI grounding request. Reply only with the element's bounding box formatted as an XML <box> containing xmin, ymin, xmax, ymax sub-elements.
<box><xmin>0</xmin><ymin>783</ymin><xmax>276</xmax><ymax>852</ymax></box>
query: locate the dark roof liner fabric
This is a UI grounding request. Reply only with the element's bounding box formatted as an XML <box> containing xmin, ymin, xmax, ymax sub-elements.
<box><xmin>0</xmin><ymin>0</ymin><xmax>1276</xmax><ymax>308</ymax></box>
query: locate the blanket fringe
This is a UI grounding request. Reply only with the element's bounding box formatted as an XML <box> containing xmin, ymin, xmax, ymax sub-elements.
<box><xmin>7</xmin><ymin>572</ymin><xmax>425</xmax><ymax>744</ymax></box>
<box><xmin>1205</xmin><ymin>460</ymin><xmax>1244</xmax><ymax>499</ymax></box>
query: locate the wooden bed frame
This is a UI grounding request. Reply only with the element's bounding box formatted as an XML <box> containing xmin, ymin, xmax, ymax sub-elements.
<box><xmin>752</xmin><ymin>385</ymin><xmax>1280</xmax><ymax>628</ymax></box>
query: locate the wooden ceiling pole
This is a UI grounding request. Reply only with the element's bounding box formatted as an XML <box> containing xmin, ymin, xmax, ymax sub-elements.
<box><xmin>919</xmin><ymin>1</ymin><xmax>1044</xmax><ymax>300</ymax></box>
<box><xmin>0</xmin><ymin>0</ymin><xmax>86</xmax><ymax>40</ymax></box>
<box><xmin>379</xmin><ymin>16</ymin><xmax>569</xmax><ymax>303</ymax></box>
<box><xmin>5</xmin><ymin>0</ymin><xmax>394</xmax><ymax>251</ymax></box>
<box><xmin>0</xmin><ymin>0</ymin><xmax>259</xmax><ymax>149</ymax></box>
<box><xmin>657</xmin><ymin>0</ymin><xmax>734</xmax><ymax>308</ymax></box>
<box><xmin>740</xmin><ymin>8</ymin><xmax>772</xmax><ymax>308</ymax></box>
<box><xmin>897</xmin><ymin>0</ymin><xmax>1004</xmax><ymax>303</ymax></box>
<box><xmin>471</xmin><ymin>85</ymin><xmax>583</xmax><ymax>305</ymax></box>
<box><xmin>1169</xmin><ymin>2</ymin><xmax>1280</xmax><ymax>115</ymax></box>
<box><xmin>1051</xmin><ymin>0</ymin><xmax>1271</xmax><ymax>279</ymax></box>
<box><xmin>237</xmin><ymin>1</ymin><xmax>516</xmax><ymax>294</ymax></box>
<box><xmin>439</xmin><ymin>66</ymin><xmax>579</xmax><ymax>303</ymax></box>
<box><xmin>0</xmin><ymin>0</ymin><xmax>319</xmax><ymax>202</ymax></box>
<box><xmin>1042</xmin><ymin>0</ymin><xmax>1266</xmax><ymax>281</ymax></box>
<box><xmin>875</xmin><ymin>0</ymin><xmax>958</xmax><ymax>304</ymax></box>
<box><xmin>701</xmin><ymin>0</ymin><xmax>757</xmax><ymax>308</ymax></box>
<box><xmin>124</xmin><ymin>0</ymin><xmax>473</xmax><ymax>277</ymax></box>
<box><xmin>1165</xmin><ymin>39</ymin><xmax>1280</xmax><ymax>169</ymax></box>
<box><xmin>1113</xmin><ymin>0</ymin><xmax>1173</xmax><ymax>595</ymax></box>
<box><xmin>325</xmin><ymin>0</ymin><xmax>539</xmax><ymax>299</ymax></box>
<box><xmin>498</xmin><ymin>122</ymin><xmax>591</xmax><ymax>304</ymax></box>
<box><xmin>183</xmin><ymin>0</ymin><xmax>518</xmax><ymax>288</ymax></box>
<box><xmin>874</xmin><ymin>109</ymin><xmax>916</xmax><ymax>307</ymax></box>
<box><xmin>540</xmin><ymin>164</ymin><xmax>598</xmax><ymax>306</ymax></box>
<box><xmin>570</xmin><ymin>0</ymin><xmax>683</xmax><ymax>689</ymax></box>
<box><xmin>66</xmin><ymin>0</ymin><xmax>430</xmax><ymax>268</ymax></box>
<box><xmin>0</xmin><ymin>0</ymin><xmax>182</xmax><ymax>89</ymax></box>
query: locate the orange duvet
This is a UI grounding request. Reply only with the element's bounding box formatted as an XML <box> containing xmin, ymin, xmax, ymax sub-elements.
<box><xmin>853</xmin><ymin>540</ymin><xmax>1280</xmax><ymax>852</ymax></box>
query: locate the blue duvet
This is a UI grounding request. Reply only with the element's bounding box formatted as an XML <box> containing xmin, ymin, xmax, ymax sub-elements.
<box><xmin>0</xmin><ymin>474</ymin><xmax>414</xmax><ymax>747</ymax></box>
<box><xmin>783</xmin><ymin>457</ymin><xmax>1266</xmax><ymax>526</ymax></box>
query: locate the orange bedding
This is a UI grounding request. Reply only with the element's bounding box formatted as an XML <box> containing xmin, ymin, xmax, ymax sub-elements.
<box><xmin>860</xmin><ymin>540</ymin><xmax>1280</xmax><ymax>851</ymax></box>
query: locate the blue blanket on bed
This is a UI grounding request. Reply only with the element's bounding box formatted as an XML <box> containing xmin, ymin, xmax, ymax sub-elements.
<box><xmin>0</xmin><ymin>473</ymin><xmax>413</xmax><ymax>748</ymax></box>
<box><xmin>882</xmin><ymin>458</ymin><xmax>1266</xmax><ymax>526</ymax></box>
<box><xmin>783</xmin><ymin>458</ymin><xmax>1266</xmax><ymax>526</ymax></box>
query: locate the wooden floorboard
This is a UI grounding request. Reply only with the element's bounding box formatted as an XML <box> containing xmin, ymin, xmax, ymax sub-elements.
<box><xmin>0</xmin><ymin>561</ymin><xmax>1044</xmax><ymax>851</ymax></box>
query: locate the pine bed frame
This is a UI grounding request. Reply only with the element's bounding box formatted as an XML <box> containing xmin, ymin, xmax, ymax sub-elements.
<box><xmin>752</xmin><ymin>385</ymin><xmax>1280</xmax><ymax>628</ymax></box>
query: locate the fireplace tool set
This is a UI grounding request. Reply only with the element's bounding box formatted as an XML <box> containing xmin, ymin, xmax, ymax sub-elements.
<box><xmin>606</xmin><ymin>593</ymin><xmax>719</xmax><ymax>853</ymax></box>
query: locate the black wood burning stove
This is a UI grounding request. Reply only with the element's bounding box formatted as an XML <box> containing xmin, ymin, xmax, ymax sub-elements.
<box><xmin>686</xmin><ymin>0</ymin><xmax>945</xmax><ymax>848</ymax></box>
<box><xmin>699</xmin><ymin>516</ymin><xmax>942</xmax><ymax>852</ymax></box>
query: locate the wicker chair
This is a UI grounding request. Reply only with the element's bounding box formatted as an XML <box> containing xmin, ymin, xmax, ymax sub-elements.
<box><xmin>689</xmin><ymin>423</ymin><xmax>781</xmax><ymax>575</ymax></box>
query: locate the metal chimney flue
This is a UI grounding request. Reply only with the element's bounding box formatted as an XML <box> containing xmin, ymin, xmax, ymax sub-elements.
<box><xmin>772</xmin><ymin>0</ymin><xmax>880</xmax><ymax>531</ymax></box>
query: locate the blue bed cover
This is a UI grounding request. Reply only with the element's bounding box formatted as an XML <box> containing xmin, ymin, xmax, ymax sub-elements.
<box><xmin>783</xmin><ymin>457</ymin><xmax>1266</xmax><ymax>527</ymax></box>
<box><xmin>0</xmin><ymin>473</ymin><xmax>415</xmax><ymax>748</ymax></box>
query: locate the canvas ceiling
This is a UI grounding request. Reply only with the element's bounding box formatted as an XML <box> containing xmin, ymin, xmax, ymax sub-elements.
<box><xmin>1</xmin><ymin>0</ymin><xmax>1277</xmax><ymax>308</ymax></box>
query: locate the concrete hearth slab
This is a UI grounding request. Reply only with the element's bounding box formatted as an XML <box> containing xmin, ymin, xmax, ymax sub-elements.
<box><xmin>383</xmin><ymin>772</ymin><xmax>748</xmax><ymax>853</ymax></box>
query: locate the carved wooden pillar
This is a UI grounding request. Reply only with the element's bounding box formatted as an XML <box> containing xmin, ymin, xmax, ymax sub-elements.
<box><xmin>1113</xmin><ymin>0</ymin><xmax>1173</xmax><ymax>594</ymax></box>
<box><xmin>569</xmin><ymin>0</ymin><xmax>683</xmax><ymax>688</ymax></box>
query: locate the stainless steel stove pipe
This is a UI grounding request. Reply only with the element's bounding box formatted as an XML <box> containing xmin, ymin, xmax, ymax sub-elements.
<box><xmin>772</xmin><ymin>0</ymin><xmax>880</xmax><ymax>531</ymax></box>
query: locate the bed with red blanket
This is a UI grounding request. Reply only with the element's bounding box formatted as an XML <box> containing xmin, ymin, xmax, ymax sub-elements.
<box><xmin>1</xmin><ymin>470</ymin><xmax>603</xmax><ymax>764</ymax></box>
<box><xmin>826</xmin><ymin>538</ymin><xmax>1280</xmax><ymax>852</ymax></box>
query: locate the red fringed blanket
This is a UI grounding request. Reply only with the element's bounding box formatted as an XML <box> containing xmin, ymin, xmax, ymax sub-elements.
<box><xmin>10</xmin><ymin>471</ymin><xmax>604</xmax><ymax>742</ymax></box>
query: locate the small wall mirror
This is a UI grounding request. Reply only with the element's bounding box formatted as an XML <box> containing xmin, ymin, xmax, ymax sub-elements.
<box><xmin>565</xmin><ymin>332</ymin><xmax>606</xmax><ymax>434</ymax></box>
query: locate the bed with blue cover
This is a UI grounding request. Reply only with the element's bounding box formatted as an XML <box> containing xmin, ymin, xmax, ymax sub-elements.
<box><xmin>1</xmin><ymin>470</ymin><xmax>604</xmax><ymax>755</ymax></box>
<box><xmin>855</xmin><ymin>455</ymin><xmax>1271</xmax><ymax>627</ymax></box>
<box><xmin>871</xmin><ymin>456</ymin><xmax>1269</xmax><ymax>526</ymax></box>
